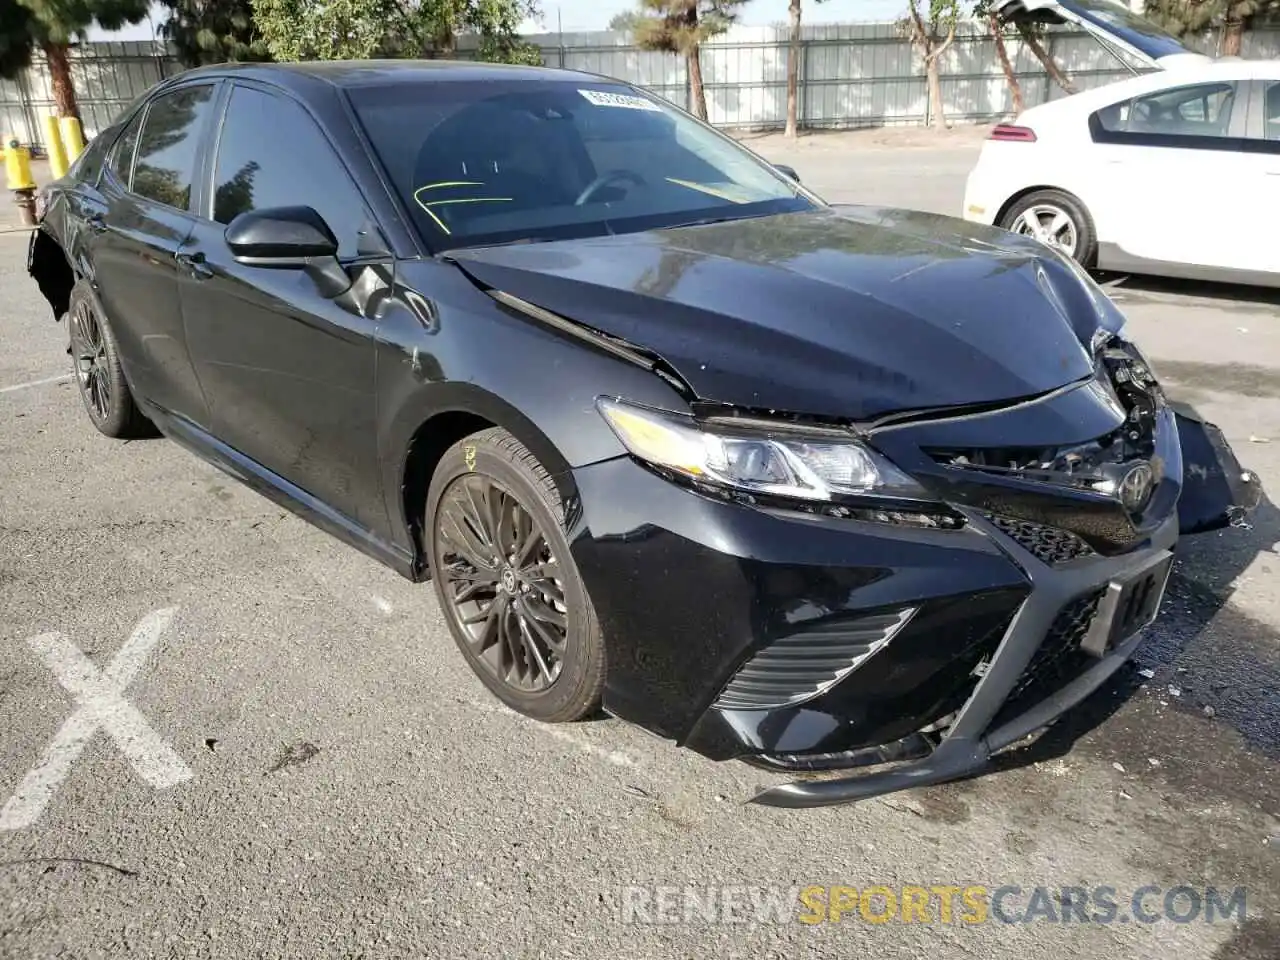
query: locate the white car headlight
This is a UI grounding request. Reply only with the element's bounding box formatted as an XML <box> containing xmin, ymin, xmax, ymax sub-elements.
<box><xmin>597</xmin><ymin>397</ymin><xmax>931</xmax><ymax>502</ymax></box>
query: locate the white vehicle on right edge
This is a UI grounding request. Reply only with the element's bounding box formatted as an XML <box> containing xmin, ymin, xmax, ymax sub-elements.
<box><xmin>963</xmin><ymin>0</ymin><xmax>1280</xmax><ymax>288</ymax></box>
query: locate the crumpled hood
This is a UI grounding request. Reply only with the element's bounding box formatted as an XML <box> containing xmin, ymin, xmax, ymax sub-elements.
<box><xmin>447</xmin><ymin>205</ymin><xmax>1113</xmax><ymax>421</ymax></box>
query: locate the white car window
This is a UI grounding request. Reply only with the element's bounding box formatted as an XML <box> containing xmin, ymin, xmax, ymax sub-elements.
<box><xmin>1095</xmin><ymin>81</ymin><xmax>1238</xmax><ymax>140</ymax></box>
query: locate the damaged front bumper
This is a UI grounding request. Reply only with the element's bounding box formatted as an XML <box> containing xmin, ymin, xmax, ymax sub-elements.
<box><xmin>747</xmin><ymin>513</ymin><xmax>1176</xmax><ymax>807</ymax></box>
<box><xmin>567</xmin><ymin>338</ymin><xmax>1262</xmax><ymax>809</ymax></box>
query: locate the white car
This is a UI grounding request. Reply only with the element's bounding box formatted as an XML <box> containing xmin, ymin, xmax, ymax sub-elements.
<box><xmin>964</xmin><ymin>0</ymin><xmax>1280</xmax><ymax>287</ymax></box>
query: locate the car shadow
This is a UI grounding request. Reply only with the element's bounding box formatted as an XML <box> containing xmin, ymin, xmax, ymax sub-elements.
<box><xmin>983</xmin><ymin>492</ymin><xmax>1280</xmax><ymax>777</ymax></box>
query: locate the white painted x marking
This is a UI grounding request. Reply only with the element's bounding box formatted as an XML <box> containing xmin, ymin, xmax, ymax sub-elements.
<box><xmin>0</xmin><ymin>607</ymin><xmax>192</xmax><ymax>830</ymax></box>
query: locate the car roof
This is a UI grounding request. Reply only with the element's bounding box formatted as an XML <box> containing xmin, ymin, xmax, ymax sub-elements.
<box><xmin>170</xmin><ymin>58</ymin><xmax>612</xmax><ymax>91</ymax></box>
<box><xmin>1021</xmin><ymin>57</ymin><xmax>1280</xmax><ymax>120</ymax></box>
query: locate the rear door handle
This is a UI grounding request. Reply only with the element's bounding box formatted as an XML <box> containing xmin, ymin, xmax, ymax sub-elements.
<box><xmin>175</xmin><ymin>250</ymin><xmax>214</xmax><ymax>280</ymax></box>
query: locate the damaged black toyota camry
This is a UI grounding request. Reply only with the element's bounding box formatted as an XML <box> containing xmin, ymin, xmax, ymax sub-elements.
<box><xmin>28</xmin><ymin>60</ymin><xmax>1261</xmax><ymax>807</ymax></box>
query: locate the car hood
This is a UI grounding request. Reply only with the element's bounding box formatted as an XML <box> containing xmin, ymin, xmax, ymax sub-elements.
<box><xmin>447</xmin><ymin>205</ymin><xmax>1114</xmax><ymax>421</ymax></box>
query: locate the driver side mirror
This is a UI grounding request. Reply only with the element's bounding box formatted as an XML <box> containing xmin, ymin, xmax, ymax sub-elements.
<box><xmin>224</xmin><ymin>205</ymin><xmax>351</xmax><ymax>298</ymax></box>
<box><xmin>774</xmin><ymin>164</ymin><xmax>800</xmax><ymax>183</ymax></box>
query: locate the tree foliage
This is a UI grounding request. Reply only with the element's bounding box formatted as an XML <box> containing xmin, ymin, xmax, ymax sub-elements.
<box><xmin>7</xmin><ymin>0</ymin><xmax>150</xmax><ymax>118</ymax></box>
<box><xmin>608</xmin><ymin>9</ymin><xmax>641</xmax><ymax>30</ymax></box>
<box><xmin>628</xmin><ymin>0</ymin><xmax>748</xmax><ymax>121</ymax></box>
<box><xmin>251</xmin><ymin>0</ymin><xmax>541</xmax><ymax>62</ymax></box>
<box><xmin>0</xmin><ymin>1</ymin><xmax>35</xmax><ymax>79</ymax></box>
<box><xmin>1145</xmin><ymin>0</ymin><xmax>1276</xmax><ymax>54</ymax></box>
<box><xmin>158</xmin><ymin>0</ymin><xmax>272</xmax><ymax>66</ymax></box>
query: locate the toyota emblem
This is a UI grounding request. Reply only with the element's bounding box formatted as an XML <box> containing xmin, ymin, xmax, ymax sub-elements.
<box><xmin>1118</xmin><ymin>462</ymin><xmax>1155</xmax><ymax>514</ymax></box>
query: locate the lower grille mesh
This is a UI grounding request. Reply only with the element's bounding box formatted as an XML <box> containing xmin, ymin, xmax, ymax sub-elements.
<box><xmin>993</xmin><ymin>588</ymin><xmax>1106</xmax><ymax>727</ymax></box>
<box><xmin>983</xmin><ymin>513</ymin><xmax>1095</xmax><ymax>565</ymax></box>
<box><xmin>714</xmin><ymin>608</ymin><xmax>915</xmax><ymax>712</ymax></box>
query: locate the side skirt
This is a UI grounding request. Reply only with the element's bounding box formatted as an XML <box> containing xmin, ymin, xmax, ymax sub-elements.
<box><xmin>141</xmin><ymin>400</ymin><xmax>423</xmax><ymax>582</ymax></box>
<box><xmin>1096</xmin><ymin>242</ymin><xmax>1280</xmax><ymax>291</ymax></box>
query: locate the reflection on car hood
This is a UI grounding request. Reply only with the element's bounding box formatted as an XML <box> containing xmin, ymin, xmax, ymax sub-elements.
<box><xmin>448</xmin><ymin>205</ymin><xmax>1112</xmax><ymax>421</ymax></box>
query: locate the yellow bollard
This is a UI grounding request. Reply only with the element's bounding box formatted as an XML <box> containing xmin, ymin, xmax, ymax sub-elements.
<box><xmin>59</xmin><ymin>116</ymin><xmax>85</xmax><ymax>162</ymax></box>
<box><xmin>6</xmin><ymin>135</ymin><xmax>37</xmax><ymax>226</ymax></box>
<box><xmin>5</xmin><ymin>137</ymin><xmax>35</xmax><ymax>192</ymax></box>
<box><xmin>43</xmin><ymin>114</ymin><xmax>68</xmax><ymax>180</ymax></box>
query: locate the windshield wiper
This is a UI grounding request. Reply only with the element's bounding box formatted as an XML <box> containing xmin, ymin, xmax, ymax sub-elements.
<box><xmin>663</xmin><ymin>210</ymin><xmax>775</xmax><ymax>231</ymax></box>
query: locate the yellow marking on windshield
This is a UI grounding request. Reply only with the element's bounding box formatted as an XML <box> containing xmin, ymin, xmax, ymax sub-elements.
<box><xmin>420</xmin><ymin>207</ymin><xmax>451</xmax><ymax>235</ymax></box>
<box><xmin>412</xmin><ymin>186</ymin><xmax>514</xmax><ymax>234</ymax></box>
<box><xmin>420</xmin><ymin>198</ymin><xmax>514</xmax><ymax>206</ymax></box>
<box><xmin>417</xmin><ymin>181</ymin><xmax>485</xmax><ymax>191</ymax></box>
<box><xmin>665</xmin><ymin>178</ymin><xmax>751</xmax><ymax>204</ymax></box>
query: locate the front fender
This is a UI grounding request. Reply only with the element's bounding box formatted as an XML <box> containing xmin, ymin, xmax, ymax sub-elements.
<box><xmin>373</xmin><ymin>261</ymin><xmax>689</xmax><ymax>558</ymax></box>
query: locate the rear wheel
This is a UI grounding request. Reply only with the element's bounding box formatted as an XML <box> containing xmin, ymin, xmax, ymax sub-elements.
<box><xmin>426</xmin><ymin>428</ymin><xmax>605</xmax><ymax>723</ymax></box>
<box><xmin>999</xmin><ymin>189</ymin><xmax>1097</xmax><ymax>268</ymax></box>
<box><xmin>67</xmin><ymin>280</ymin><xmax>154</xmax><ymax>439</ymax></box>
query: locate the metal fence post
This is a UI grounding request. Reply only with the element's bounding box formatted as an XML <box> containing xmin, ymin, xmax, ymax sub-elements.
<box><xmin>800</xmin><ymin>38</ymin><xmax>810</xmax><ymax>131</ymax></box>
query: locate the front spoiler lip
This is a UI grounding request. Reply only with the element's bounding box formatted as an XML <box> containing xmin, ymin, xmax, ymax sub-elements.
<box><xmin>748</xmin><ymin>511</ymin><xmax>1177</xmax><ymax>808</ymax></box>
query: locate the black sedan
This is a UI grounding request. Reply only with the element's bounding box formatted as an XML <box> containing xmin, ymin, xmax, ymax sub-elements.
<box><xmin>28</xmin><ymin>60</ymin><xmax>1261</xmax><ymax>808</ymax></box>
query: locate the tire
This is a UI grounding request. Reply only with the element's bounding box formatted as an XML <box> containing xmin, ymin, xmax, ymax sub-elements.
<box><xmin>426</xmin><ymin>427</ymin><xmax>605</xmax><ymax>723</ymax></box>
<box><xmin>66</xmin><ymin>280</ymin><xmax>155</xmax><ymax>439</ymax></box>
<box><xmin>999</xmin><ymin>189</ymin><xmax>1098</xmax><ymax>269</ymax></box>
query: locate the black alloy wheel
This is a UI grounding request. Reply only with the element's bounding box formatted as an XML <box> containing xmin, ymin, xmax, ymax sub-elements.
<box><xmin>437</xmin><ymin>471</ymin><xmax>567</xmax><ymax>693</ymax></box>
<box><xmin>427</xmin><ymin>428</ymin><xmax>605</xmax><ymax>722</ymax></box>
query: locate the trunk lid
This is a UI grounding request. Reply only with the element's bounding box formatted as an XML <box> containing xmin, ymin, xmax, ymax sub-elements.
<box><xmin>994</xmin><ymin>0</ymin><xmax>1212</xmax><ymax>71</ymax></box>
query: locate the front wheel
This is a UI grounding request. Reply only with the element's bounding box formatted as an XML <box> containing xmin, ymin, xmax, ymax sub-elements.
<box><xmin>426</xmin><ymin>428</ymin><xmax>605</xmax><ymax>723</ymax></box>
<box><xmin>999</xmin><ymin>189</ymin><xmax>1098</xmax><ymax>268</ymax></box>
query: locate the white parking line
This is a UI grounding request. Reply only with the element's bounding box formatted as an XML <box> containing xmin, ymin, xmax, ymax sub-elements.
<box><xmin>0</xmin><ymin>607</ymin><xmax>192</xmax><ymax>831</ymax></box>
<box><xmin>0</xmin><ymin>373</ymin><xmax>71</xmax><ymax>394</ymax></box>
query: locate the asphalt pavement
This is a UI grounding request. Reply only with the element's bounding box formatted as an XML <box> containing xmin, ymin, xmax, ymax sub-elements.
<box><xmin>1</xmin><ymin>131</ymin><xmax>1277</xmax><ymax>959</ymax></box>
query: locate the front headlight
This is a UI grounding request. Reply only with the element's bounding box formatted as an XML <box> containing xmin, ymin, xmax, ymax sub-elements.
<box><xmin>596</xmin><ymin>397</ymin><xmax>931</xmax><ymax>503</ymax></box>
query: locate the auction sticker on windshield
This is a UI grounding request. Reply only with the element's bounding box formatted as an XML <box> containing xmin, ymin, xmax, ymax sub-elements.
<box><xmin>579</xmin><ymin>89</ymin><xmax>662</xmax><ymax>111</ymax></box>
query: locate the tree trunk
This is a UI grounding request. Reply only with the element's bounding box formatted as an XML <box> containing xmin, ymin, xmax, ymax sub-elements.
<box><xmin>1020</xmin><ymin>27</ymin><xmax>1076</xmax><ymax>95</ymax></box>
<box><xmin>434</xmin><ymin>23</ymin><xmax>457</xmax><ymax>58</ymax></box>
<box><xmin>784</xmin><ymin>0</ymin><xmax>802</xmax><ymax>138</ymax></box>
<box><xmin>989</xmin><ymin>13</ymin><xmax>1024</xmax><ymax>115</ymax></box>
<box><xmin>1221</xmin><ymin>15</ymin><xmax>1244</xmax><ymax>56</ymax></box>
<box><xmin>688</xmin><ymin>46</ymin><xmax>708</xmax><ymax>121</ymax></box>
<box><xmin>925</xmin><ymin>53</ymin><xmax>945</xmax><ymax>128</ymax></box>
<box><xmin>43</xmin><ymin>41</ymin><xmax>79</xmax><ymax>121</ymax></box>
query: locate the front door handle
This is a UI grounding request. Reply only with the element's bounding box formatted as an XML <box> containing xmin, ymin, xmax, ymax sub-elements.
<box><xmin>175</xmin><ymin>250</ymin><xmax>214</xmax><ymax>280</ymax></box>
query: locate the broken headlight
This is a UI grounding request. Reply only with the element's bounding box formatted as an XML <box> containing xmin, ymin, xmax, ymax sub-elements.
<box><xmin>597</xmin><ymin>397</ymin><xmax>931</xmax><ymax>503</ymax></box>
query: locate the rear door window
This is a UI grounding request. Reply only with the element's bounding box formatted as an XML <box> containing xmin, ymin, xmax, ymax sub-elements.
<box><xmin>1091</xmin><ymin>81</ymin><xmax>1240</xmax><ymax>144</ymax></box>
<box><xmin>131</xmin><ymin>84</ymin><xmax>219</xmax><ymax>211</ymax></box>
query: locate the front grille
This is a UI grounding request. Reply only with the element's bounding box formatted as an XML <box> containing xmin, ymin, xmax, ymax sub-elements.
<box><xmin>983</xmin><ymin>513</ymin><xmax>1095</xmax><ymax>565</ymax></box>
<box><xmin>713</xmin><ymin>608</ymin><xmax>915</xmax><ymax>712</ymax></box>
<box><xmin>991</xmin><ymin>588</ymin><xmax>1105</xmax><ymax>728</ymax></box>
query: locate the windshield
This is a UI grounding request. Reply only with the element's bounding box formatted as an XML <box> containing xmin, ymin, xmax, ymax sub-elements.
<box><xmin>348</xmin><ymin>79</ymin><xmax>817</xmax><ymax>251</ymax></box>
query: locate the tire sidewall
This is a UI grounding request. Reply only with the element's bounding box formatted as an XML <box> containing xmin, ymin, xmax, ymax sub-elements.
<box><xmin>426</xmin><ymin>434</ymin><xmax>602</xmax><ymax>722</ymax></box>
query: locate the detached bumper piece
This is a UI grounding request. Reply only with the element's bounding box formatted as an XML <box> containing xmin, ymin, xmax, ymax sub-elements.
<box><xmin>749</xmin><ymin>529</ymin><xmax>1176</xmax><ymax>808</ymax></box>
